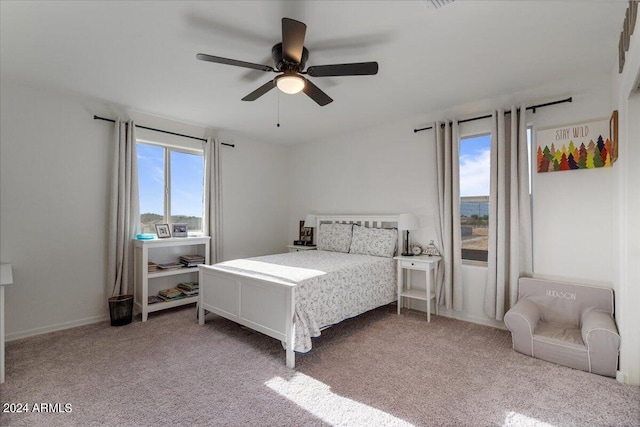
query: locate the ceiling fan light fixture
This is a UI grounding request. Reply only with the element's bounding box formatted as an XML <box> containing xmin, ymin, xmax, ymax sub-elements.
<box><xmin>276</xmin><ymin>74</ymin><xmax>305</xmax><ymax>94</ymax></box>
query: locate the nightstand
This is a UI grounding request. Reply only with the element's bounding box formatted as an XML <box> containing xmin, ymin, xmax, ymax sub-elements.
<box><xmin>394</xmin><ymin>255</ymin><xmax>441</xmax><ymax>322</ymax></box>
<box><xmin>287</xmin><ymin>245</ymin><xmax>317</xmax><ymax>253</ymax></box>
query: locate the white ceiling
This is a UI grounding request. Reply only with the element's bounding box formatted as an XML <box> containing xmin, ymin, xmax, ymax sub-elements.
<box><xmin>0</xmin><ymin>1</ymin><xmax>627</xmax><ymax>145</ymax></box>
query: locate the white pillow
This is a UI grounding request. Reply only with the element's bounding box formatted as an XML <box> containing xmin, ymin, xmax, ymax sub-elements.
<box><xmin>317</xmin><ymin>223</ymin><xmax>353</xmax><ymax>253</ymax></box>
<box><xmin>349</xmin><ymin>225</ymin><xmax>398</xmax><ymax>258</ymax></box>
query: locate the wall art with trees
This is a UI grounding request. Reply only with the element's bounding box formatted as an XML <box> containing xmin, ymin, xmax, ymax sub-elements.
<box><xmin>536</xmin><ymin>116</ymin><xmax>617</xmax><ymax>173</ymax></box>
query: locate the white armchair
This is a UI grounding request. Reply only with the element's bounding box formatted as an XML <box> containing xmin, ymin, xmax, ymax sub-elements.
<box><xmin>504</xmin><ymin>278</ymin><xmax>620</xmax><ymax>377</ymax></box>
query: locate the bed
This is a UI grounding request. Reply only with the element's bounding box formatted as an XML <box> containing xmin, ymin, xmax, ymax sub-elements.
<box><xmin>198</xmin><ymin>214</ymin><xmax>401</xmax><ymax>368</ymax></box>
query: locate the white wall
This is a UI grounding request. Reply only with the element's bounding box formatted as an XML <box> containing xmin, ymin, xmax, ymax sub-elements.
<box><xmin>289</xmin><ymin>74</ymin><xmax>617</xmax><ymax>330</ymax></box>
<box><xmin>288</xmin><ymin>114</ymin><xmax>440</xmax><ymax>248</ymax></box>
<box><xmin>1</xmin><ymin>81</ymin><xmax>113</xmax><ymax>338</ymax></box>
<box><xmin>612</xmin><ymin>14</ymin><xmax>640</xmax><ymax>385</ymax></box>
<box><xmin>216</xmin><ymin>131</ymin><xmax>291</xmax><ymax>260</ymax></box>
<box><xmin>0</xmin><ymin>80</ymin><xmax>290</xmax><ymax>339</ymax></box>
<box><xmin>530</xmin><ymin>85</ymin><xmax>614</xmax><ymax>285</ymax></box>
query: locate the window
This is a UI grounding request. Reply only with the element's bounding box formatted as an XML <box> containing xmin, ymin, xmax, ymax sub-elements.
<box><xmin>137</xmin><ymin>142</ymin><xmax>204</xmax><ymax>235</ymax></box>
<box><xmin>458</xmin><ymin>128</ymin><xmax>532</xmax><ymax>263</ymax></box>
<box><xmin>459</xmin><ymin>134</ymin><xmax>491</xmax><ymax>262</ymax></box>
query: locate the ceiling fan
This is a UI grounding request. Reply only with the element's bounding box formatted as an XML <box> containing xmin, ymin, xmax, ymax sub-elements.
<box><xmin>196</xmin><ymin>18</ymin><xmax>379</xmax><ymax>106</ymax></box>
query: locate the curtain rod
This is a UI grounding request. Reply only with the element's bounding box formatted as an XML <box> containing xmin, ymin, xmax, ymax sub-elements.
<box><xmin>93</xmin><ymin>115</ymin><xmax>235</xmax><ymax>148</ymax></box>
<box><xmin>412</xmin><ymin>97</ymin><xmax>573</xmax><ymax>133</ymax></box>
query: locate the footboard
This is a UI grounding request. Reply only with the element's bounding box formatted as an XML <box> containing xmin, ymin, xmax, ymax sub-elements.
<box><xmin>198</xmin><ymin>264</ymin><xmax>297</xmax><ymax>368</ymax></box>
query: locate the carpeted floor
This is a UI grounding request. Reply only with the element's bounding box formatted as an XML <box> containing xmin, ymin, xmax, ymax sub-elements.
<box><xmin>1</xmin><ymin>304</ymin><xmax>638</xmax><ymax>427</ymax></box>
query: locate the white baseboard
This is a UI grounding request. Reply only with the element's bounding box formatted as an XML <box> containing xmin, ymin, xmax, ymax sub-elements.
<box><xmin>6</xmin><ymin>314</ymin><xmax>109</xmax><ymax>342</ymax></box>
<box><xmin>616</xmin><ymin>370</ymin><xmax>628</xmax><ymax>384</ymax></box>
<box><xmin>435</xmin><ymin>307</ymin><xmax>507</xmax><ymax>330</ymax></box>
<box><xmin>402</xmin><ymin>299</ymin><xmax>506</xmax><ymax>330</ymax></box>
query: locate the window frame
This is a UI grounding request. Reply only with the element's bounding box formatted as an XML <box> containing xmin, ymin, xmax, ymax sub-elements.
<box><xmin>457</xmin><ymin>124</ymin><xmax>533</xmax><ymax>266</ymax></box>
<box><xmin>137</xmin><ymin>138</ymin><xmax>205</xmax><ymax>236</ymax></box>
<box><xmin>458</xmin><ymin>131</ymin><xmax>492</xmax><ymax>265</ymax></box>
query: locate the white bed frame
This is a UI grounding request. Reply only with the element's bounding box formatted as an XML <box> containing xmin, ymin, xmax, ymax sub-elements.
<box><xmin>198</xmin><ymin>214</ymin><xmax>401</xmax><ymax>368</ymax></box>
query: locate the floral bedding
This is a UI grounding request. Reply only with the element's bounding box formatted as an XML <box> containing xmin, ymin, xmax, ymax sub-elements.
<box><xmin>213</xmin><ymin>250</ymin><xmax>396</xmax><ymax>352</ymax></box>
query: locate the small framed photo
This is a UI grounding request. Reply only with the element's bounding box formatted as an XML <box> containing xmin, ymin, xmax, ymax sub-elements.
<box><xmin>299</xmin><ymin>220</ymin><xmax>314</xmax><ymax>246</ymax></box>
<box><xmin>155</xmin><ymin>224</ymin><xmax>171</xmax><ymax>238</ymax></box>
<box><xmin>171</xmin><ymin>223</ymin><xmax>188</xmax><ymax>237</ymax></box>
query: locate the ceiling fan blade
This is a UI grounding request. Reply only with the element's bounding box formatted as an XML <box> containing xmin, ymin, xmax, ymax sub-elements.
<box><xmin>302</xmin><ymin>78</ymin><xmax>333</xmax><ymax>106</ymax></box>
<box><xmin>241</xmin><ymin>80</ymin><xmax>276</xmax><ymax>101</ymax></box>
<box><xmin>282</xmin><ymin>18</ymin><xmax>306</xmax><ymax>63</ymax></box>
<box><xmin>196</xmin><ymin>53</ymin><xmax>274</xmax><ymax>72</ymax></box>
<box><xmin>306</xmin><ymin>62</ymin><xmax>378</xmax><ymax>77</ymax></box>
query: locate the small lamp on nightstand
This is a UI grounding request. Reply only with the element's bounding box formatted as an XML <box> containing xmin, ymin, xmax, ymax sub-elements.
<box><xmin>398</xmin><ymin>213</ymin><xmax>419</xmax><ymax>256</ymax></box>
<box><xmin>304</xmin><ymin>214</ymin><xmax>317</xmax><ymax>229</ymax></box>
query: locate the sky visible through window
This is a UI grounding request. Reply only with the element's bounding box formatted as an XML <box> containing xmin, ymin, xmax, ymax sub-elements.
<box><xmin>170</xmin><ymin>150</ymin><xmax>204</xmax><ymax>218</ymax></box>
<box><xmin>459</xmin><ymin>134</ymin><xmax>491</xmax><ymax>197</ymax></box>
<box><xmin>138</xmin><ymin>144</ymin><xmax>164</xmax><ymax>217</ymax></box>
<box><xmin>137</xmin><ymin>144</ymin><xmax>204</xmax><ymax>218</ymax></box>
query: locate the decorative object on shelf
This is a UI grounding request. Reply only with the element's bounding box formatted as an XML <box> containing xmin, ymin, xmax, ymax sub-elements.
<box><xmin>155</xmin><ymin>224</ymin><xmax>171</xmax><ymax>238</ymax></box>
<box><xmin>171</xmin><ymin>223</ymin><xmax>188</xmax><ymax>237</ymax></box>
<box><xmin>398</xmin><ymin>213</ymin><xmax>419</xmax><ymax>256</ymax></box>
<box><xmin>618</xmin><ymin>1</ymin><xmax>638</xmax><ymax>74</ymax></box>
<box><xmin>536</xmin><ymin>118</ymin><xmax>613</xmax><ymax>173</ymax></box>
<box><xmin>610</xmin><ymin>110</ymin><xmax>618</xmax><ymax>163</ymax></box>
<box><xmin>136</xmin><ymin>234</ymin><xmax>155</xmax><ymax>240</ymax></box>
<box><xmin>425</xmin><ymin>240</ymin><xmax>441</xmax><ymax>257</ymax></box>
<box><xmin>412</xmin><ymin>244</ymin><xmax>423</xmax><ymax>256</ymax></box>
<box><xmin>298</xmin><ymin>215</ymin><xmax>316</xmax><ymax>246</ymax></box>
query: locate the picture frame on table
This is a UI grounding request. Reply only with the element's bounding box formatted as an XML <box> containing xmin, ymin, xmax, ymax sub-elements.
<box><xmin>171</xmin><ymin>223</ymin><xmax>188</xmax><ymax>237</ymax></box>
<box><xmin>299</xmin><ymin>220</ymin><xmax>314</xmax><ymax>246</ymax></box>
<box><xmin>155</xmin><ymin>224</ymin><xmax>171</xmax><ymax>238</ymax></box>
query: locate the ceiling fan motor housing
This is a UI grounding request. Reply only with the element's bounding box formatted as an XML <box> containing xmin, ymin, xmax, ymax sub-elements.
<box><xmin>272</xmin><ymin>43</ymin><xmax>309</xmax><ymax>72</ymax></box>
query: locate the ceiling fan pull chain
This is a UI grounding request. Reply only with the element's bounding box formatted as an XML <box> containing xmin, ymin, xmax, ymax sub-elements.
<box><xmin>277</xmin><ymin>91</ymin><xmax>281</xmax><ymax>128</ymax></box>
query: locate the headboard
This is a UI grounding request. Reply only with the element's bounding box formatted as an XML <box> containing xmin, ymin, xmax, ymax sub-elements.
<box><xmin>314</xmin><ymin>214</ymin><xmax>402</xmax><ymax>256</ymax></box>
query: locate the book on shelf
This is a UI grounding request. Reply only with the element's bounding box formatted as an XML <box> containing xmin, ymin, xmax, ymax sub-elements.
<box><xmin>177</xmin><ymin>282</ymin><xmax>199</xmax><ymax>292</ymax></box>
<box><xmin>148</xmin><ymin>262</ymin><xmax>158</xmax><ymax>272</ymax></box>
<box><xmin>157</xmin><ymin>262</ymin><xmax>184</xmax><ymax>271</ymax></box>
<box><xmin>148</xmin><ymin>295</ymin><xmax>164</xmax><ymax>304</ymax></box>
<box><xmin>180</xmin><ymin>254</ymin><xmax>205</xmax><ymax>262</ymax></box>
<box><xmin>179</xmin><ymin>289</ymin><xmax>199</xmax><ymax>297</ymax></box>
<box><xmin>180</xmin><ymin>262</ymin><xmax>202</xmax><ymax>268</ymax></box>
<box><xmin>159</xmin><ymin>288</ymin><xmax>184</xmax><ymax>299</ymax></box>
<box><xmin>179</xmin><ymin>254</ymin><xmax>205</xmax><ymax>267</ymax></box>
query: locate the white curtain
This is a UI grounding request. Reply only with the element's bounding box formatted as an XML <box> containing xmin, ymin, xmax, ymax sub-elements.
<box><xmin>107</xmin><ymin>120</ymin><xmax>140</xmax><ymax>297</ymax></box>
<box><xmin>484</xmin><ymin>106</ymin><xmax>533</xmax><ymax>320</ymax></box>
<box><xmin>203</xmin><ymin>137</ymin><xmax>223</xmax><ymax>263</ymax></box>
<box><xmin>434</xmin><ymin>120</ymin><xmax>463</xmax><ymax>312</ymax></box>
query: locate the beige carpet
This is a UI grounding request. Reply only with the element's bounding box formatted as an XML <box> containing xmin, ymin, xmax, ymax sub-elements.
<box><xmin>1</xmin><ymin>305</ymin><xmax>638</xmax><ymax>427</ymax></box>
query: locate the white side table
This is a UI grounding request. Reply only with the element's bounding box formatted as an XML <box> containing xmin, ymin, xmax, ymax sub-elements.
<box><xmin>394</xmin><ymin>255</ymin><xmax>441</xmax><ymax>322</ymax></box>
<box><xmin>1</xmin><ymin>263</ymin><xmax>13</xmax><ymax>384</ymax></box>
<box><xmin>287</xmin><ymin>245</ymin><xmax>317</xmax><ymax>253</ymax></box>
